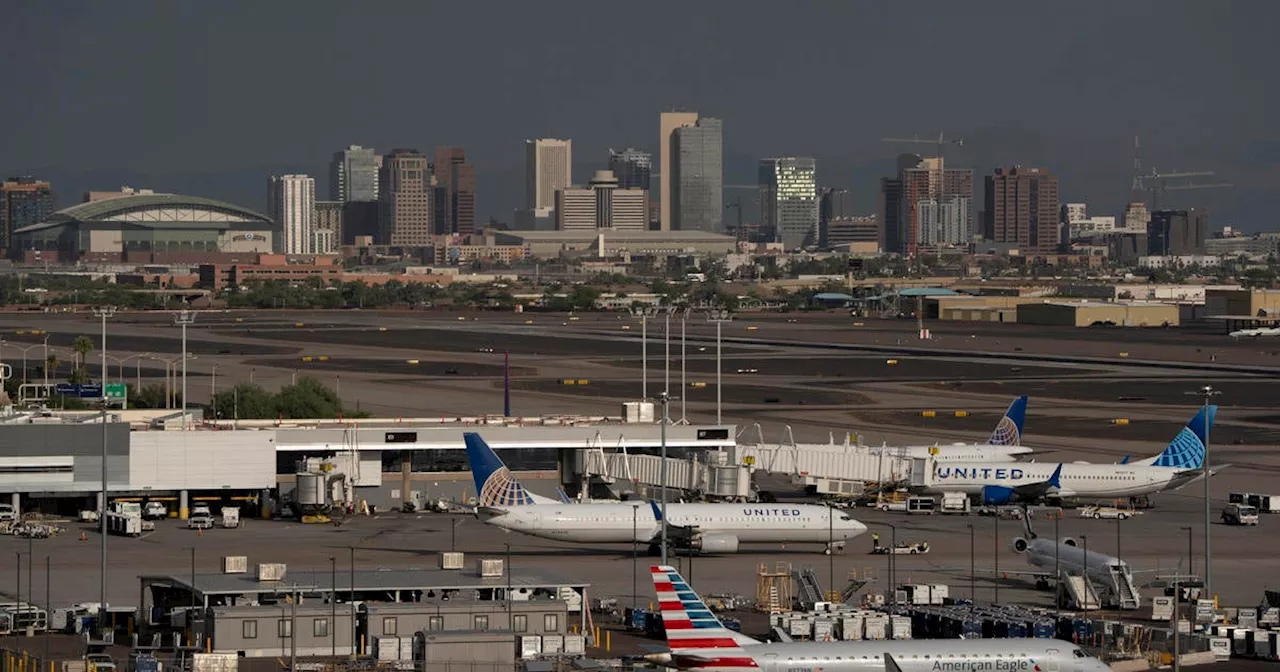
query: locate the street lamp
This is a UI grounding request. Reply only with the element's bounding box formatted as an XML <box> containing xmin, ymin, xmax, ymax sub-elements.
<box><xmin>867</xmin><ymin>522</ymin><xmax>897</xmax><ymax>608</ymax></box>
<box><xmin>966</xmin><ymin>524</ymin><xmax>975</xmax><ymax>606</ymax></box>
<box><xmin>3</xmin><ymin>342</ymin><xmax>44</xmax><ymax>385</ymax></box>
<box><xmin>678</xmin><ymin>307</ymin><xmax>690</xmax><ymax>424</ymax></box>
<box><xmin>658</xmin><ymin>391</ymin><xmax>670</xmax><ymax>565</ymax></box>
<box><xmin>151</xmin><ymin>355</ymin><xmax>181</xmax><ymax>409</ymax></box>
<box><xmin>706</xmin><ymin>307</ymin><xmax>733</xmax><ymax>425</ymax></box>
<box><xmin>993</xmin><ymin>514</ymin><xmax>999</xmax><ymax>604</ymax></box>
<box><xmin>91</xmin><ymin>305</ymin><xmax>115</xmax><ymax>627</ymax></box>
<box><xmin>174</xmin><ymin>309</ymin><xmax>196</xmax><ymax>430</ymax></box>
<box><xmin>1187</xmin><ymin>386</ymin><xmax>1219</xmax><ymax>597</ymax></box>
<box><xmin>630</xmin><ymin>306</ymin><xmax>658</xmax><ymax>399</ymax></box>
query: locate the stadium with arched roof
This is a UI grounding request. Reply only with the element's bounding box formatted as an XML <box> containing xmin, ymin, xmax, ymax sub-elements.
<box><xmin>11</xmin><ymin>193</ymin><xmax>276</xmax><ymax>264</ymax></box>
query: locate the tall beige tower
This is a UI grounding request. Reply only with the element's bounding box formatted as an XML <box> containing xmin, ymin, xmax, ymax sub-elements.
<box><xmin>525</xmin><ymin>139</ymin><xmax>573</xmax><ymax>211</ymax></box>
<box><xmin>659</xmin><ymin>111</ymin><xmax>699</xmax><ymax>231</ymax></box>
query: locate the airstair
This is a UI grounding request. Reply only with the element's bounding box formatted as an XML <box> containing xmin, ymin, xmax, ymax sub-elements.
<box><xmin>1062</xmin><ymin>572</ymin><xmax>1101</xmax><ymax>611</ymax></box>
<box><xmin>793</xmin><ymin>567</ymin><xmax>825</xmax><ymax>610</ymax></box>
<box><xmin>1112</xmin><ymin>566</ymin><xmax>1142</xmax><ymax>610</ymax></box>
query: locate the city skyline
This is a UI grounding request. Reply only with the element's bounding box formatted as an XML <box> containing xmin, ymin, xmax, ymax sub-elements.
<box><xmin>0</xmin><ymin>2</ymin><xmax>1274</xmax><ymax>231</ymax></box>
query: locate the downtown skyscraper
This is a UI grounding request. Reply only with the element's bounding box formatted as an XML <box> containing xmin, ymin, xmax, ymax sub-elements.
<box><xmin>982</xmin><ymin>166</ymin><xmax>1060</xmax><ymax>256</ymax></box>
<box><xmin>329</xmin><ymin>145</ymin><xmax>380</xmax><ymax>202</ymax></box>
<box><xmin>659</xmin><ymin>111</ymin><xmax>699</xmax><ymax>231</ymax></box>
<box><xmin>880</xmin><ymin>155</ymin><xmax>972</xmax><ymax>255</ymax></box>
<box><xmin>379</xmin><ymin>149</ymin><xmax>432</xmax><ymax>246</ymax></box>
<box><xmin>608</xmin><ymin>148</ymin><xmax>652</xmax><ymax>191</ymax></box>
<box><xmin>759</xmin><ymin>158</ymin><xmax>818</xmax><ymax>250</ymax></box>
<box><xmin>433</xmin><ymin>147</ymin><xmax>476</xmax><ymax>235</ymax></box>
<box><xmin>267</xmin><ymin>174</ymin><xmax>316</xmax><ymax>254</ymax></box>
<box><xmin>525</xmin><ymin>139</ymin><xmax>572</xmax><ymax>211</ymax></box>
<box><xmin>671</xmin><ymin>117</ymin><xmax>723</xmax><ymax>234</ymax></box>
<box><xmin>1</xmin><ymin>176</ymin><xmax>54</xmax><ymax>252</ymax></box>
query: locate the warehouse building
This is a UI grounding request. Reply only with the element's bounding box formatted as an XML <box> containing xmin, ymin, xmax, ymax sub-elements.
<box><xmin>493</xmin><ymin>229</ymin><xmax>737</xmax><ymax>259</ymax></box>
<box><xmin>1016</xmin><ymin>301</ymin><xmax>1180</xmax><ymax>327</ymax></box>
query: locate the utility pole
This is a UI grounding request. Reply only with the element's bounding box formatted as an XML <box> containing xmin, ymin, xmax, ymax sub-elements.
<box><xmin>659</xmin><ymin>392</ymin><xmax>670</xmax><ymax>565</ymax></box>
<box><xmin>174</xmin><ymin>309</ymin><xmax>196</xmax><ymax>430</ymax></box>
<box><xmin>92</xmin><ymin>305</ymin><xmax>116</xmax><ymax>626</ymax></box>
<box><xmin>707</xmin><ymin>308</ymin><xmax>733</xmax><ymax>424</ymax></box>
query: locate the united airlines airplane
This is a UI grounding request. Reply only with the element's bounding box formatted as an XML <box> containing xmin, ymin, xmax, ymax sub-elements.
<box><xmin>919</xmin><ymin>406</ymin><xmax>1221</xmax><ymax>505</ymax></box>
<box><xmin>646</xmin><ymin>564</ymin><xmax>1111</xmax><ymax>672</ymax></box>
<box><xmin>880</xmin><ymin>396</ymin><xmax>1034</xmax><ymax>462</ymax></box>
<box><xmin>464</xmin><ymin>433</ymin><xmax>866</xmax><ymax>553</ymax></box>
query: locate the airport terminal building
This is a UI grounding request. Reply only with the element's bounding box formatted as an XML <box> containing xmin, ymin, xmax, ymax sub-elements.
<box><xmin>9</xmin><ymin>193</ymin><xmax>275</xmax><ymax>264</ymax></box>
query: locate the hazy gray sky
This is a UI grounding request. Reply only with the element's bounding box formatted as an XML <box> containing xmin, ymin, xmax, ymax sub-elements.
<box><xmin>3</xmin><ymin>1</ymin><xmax>1277</xmax><ymax>228</ymax></box>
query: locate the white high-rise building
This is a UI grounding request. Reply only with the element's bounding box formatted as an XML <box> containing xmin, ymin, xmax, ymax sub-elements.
<box><xmin>525</xmin><ymin>139</ymin><xmax>573</xmax><ymax>211</ymax></box>
<box><xmin>268</xmin><ymin>174</ymin><xmax>316</xmax><ymax>254</ymax></box>
<box><xmin>918</xmin><ymin>197</ymin><xmax>971</xmax><ymax>246</ymax></box>
<box><xmin>555</xmin><ymin>170</ymin><xmax>648</xmax><ymax>232</ymax></box>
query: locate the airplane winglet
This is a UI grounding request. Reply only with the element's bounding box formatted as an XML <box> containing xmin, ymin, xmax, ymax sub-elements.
<box><xmin>1048</xmin><ymin>463</ymin><xmax>1063</xmax><ymax>488</ymax></box>
<box><xmin>1119</xmin><ymin>455</ymin><xmax>1130</xmax><ymax>465</ymax></box>
<box><xmin>649</xmin><ymin>500</ymin><xmax>664</xmax><ymax>521</ymax></box>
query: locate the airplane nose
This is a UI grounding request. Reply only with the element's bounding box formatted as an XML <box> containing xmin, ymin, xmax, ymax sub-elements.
<box><xmin>847</xmin><ymin>519</ymin><xmax>868</xmax><ymax>537</ymax></box>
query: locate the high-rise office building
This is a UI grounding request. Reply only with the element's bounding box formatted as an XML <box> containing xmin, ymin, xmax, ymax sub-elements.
<box><xmin>825</xmin><ymin>215</ymin><xmax>881</xmax><ymax>251</ymax></box>
<box><xmin>525</xmin><ymin>139</ymin><xmax>572</xmax><ymax>211</ymax></box>
<box><xmin>267</xmin><ymin>174</ymin><xmax>316</xmax><ymax>254</ymax></box>
<box><xmin>379</xmin><ymin>149</ymin><xmax>432</xmax><ymax>246</ymax></box>
<box><xmin>1</xmin><ymin>176</ymin><xmax>54</xmax><ymax>252</ymax></box>
<box><xmin>1147</xmin><ymin>208</ymin><xmax>1209</xmax><ymax>256</ymax></box>
<box><xmin>1122</xmin><ymin>202</ymin><xmax>1151</xmax><ymax>232</ymax></box>
<box><xmin>982</xmin><ymin>166</ymin><xmax>1060</xmax><ymax>256</ymax></box>
<box><xmin>659</xmin><ymin>112</ymin><xmax>699</xmax><ymax>231</ymax></box>
<box><xmin>880</xmin><ymin>155</ymin><xmax>972</xmax><ymax>255</ymax></box>
<box><xmin>432</xmin><ymin>147</ymin><xmax>477</xmax><ymax>236</ymax></box>
<box><xmin>314</xmin><ymin>201</ymin><xmax>343</xmax><ymax>254</ymax></box>
<box><xmin>759</xmin><ymin>158</ymin><xmax>819</xmax><ymax>250</ymax></box>
<box><xmin>672</xmin><ymin>117</ymin><xmax>723</xmax><ymax>234</ymax></box>
<box><xmin>608</xmin><ymin>148</ymin><xmax>652</xmax><ymax>191</ymax></box>
<box><xmin>820</xmin><ymin>188</ymin><xmax>856</xmax><ymax>249</ymax></box>
<box><xmin>555</xmin><ymin>170</ymin><xmax>648</xmax><ymax>232</ymax></box>
<box><xmin>330</xmin><ymin>145</ymin><xmax>380</xmax><ymax>202</ymax></box>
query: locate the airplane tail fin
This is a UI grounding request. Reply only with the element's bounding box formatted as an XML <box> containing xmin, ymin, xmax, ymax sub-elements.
<box><xmin>651</xmin><ymin>565</ymin><xmax>760</xmax><ymax>665</ymax></box>
<box><xmin>463</xmin><ymin>433</ymin><xmax>556</xmax><ymax>506</ymax></box>
<box><xmin>1149</xmin><ymin>405</ymin><xmax>1217</xmax><ymax>468</ymax></box>
<box><xmin>987</xmin><ymin>396</ymin><xmax>1027</xmax><ymax>446</ymax></box>
<box><xmin>1119</xmin><ymin>456</ymin><xmax>1130</xmax><ymax>465</ymax></box>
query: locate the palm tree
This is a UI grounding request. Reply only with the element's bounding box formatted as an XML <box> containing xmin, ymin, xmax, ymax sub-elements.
<box><xmin>73</xmin><ymin>335</ymin><xmax>94</xmax><ymax>378</ymax></box>
<box><xmin>45</xmin><ymin>353</ymin><xmax>58</xmax><ymax>382</ymax></box>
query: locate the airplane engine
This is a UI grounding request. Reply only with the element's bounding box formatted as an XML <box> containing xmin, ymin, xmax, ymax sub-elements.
<box><xmin>1011</xmin><ymin>537</ymin><xmax>1029</xmax><ymax>553</ymax></box>
<box><xmin>981</xmin><ymin>485</ymin><xmax>1017</xmax><ymax>505</ymax></box>
<box><xmin>693</xmin><ymin>532</ymin><xmax>740</xmax><ymax>554</ymax></box>
<box><xmin>1061</xmin><ymin>537</ymin><xmax>1077</xmax><ymax>547</ymax></box>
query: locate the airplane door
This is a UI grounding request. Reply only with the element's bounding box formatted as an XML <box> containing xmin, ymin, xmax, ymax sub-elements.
<box><xmin>762</xmin><ymin>653</ymin><xmax>777</xmax><ymax>672</ymax></box>
<box><xmin>1043</xmin><ymin>649</ymin><xmax>1060</xmax><ymax>672</ymax></box>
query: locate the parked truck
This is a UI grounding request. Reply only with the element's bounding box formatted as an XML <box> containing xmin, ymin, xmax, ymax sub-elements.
<box><xmin>220</xmin><ymin>507</ymin><xmax>240</xmax><ymax>528</ymax></box>
<box><xmin>1222</xmin><ymin>504</ymin><xmax>1260</xmax><ymax>526</ymax></box>
<box><xmin>940</xmin><ymin>492</ymin><xmax>971</xmax><ymax>514</ymax></box>
<box><xmin>106</xmin><ymin>502</ymin><xmax>154</xmax><ymax>537</ymax></box>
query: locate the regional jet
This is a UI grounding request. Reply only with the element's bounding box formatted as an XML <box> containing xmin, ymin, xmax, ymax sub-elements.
<box><xmin>464</xmin><ymin>433</ymin><xmax>866</xmax><ymax>553</ymax></box>
<box><xmin>918</xmin><ymin>406</ymin><xmax>1223</xmax><ymax>505</ymax></box>
<box><xmin>877</xmin><ymin>396</ymin><xmax>1035</xmax><ymax>462</ymax></box>
<box><xmin>645</xmin><ymin>564</ymin><xmax>1112</xmax><ymax>672</ymax></box>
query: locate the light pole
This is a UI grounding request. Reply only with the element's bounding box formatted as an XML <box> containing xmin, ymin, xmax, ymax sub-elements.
<box><xmin>664</xmin><ymin>306</ymin><xmax>672</xmax><ymax>398</ymax></box>
<box><xmin>174</xmin><ymin>309</ymin><xmax>196</xmax><ymax>430</ymax></box>
<box><xmin>632</xmin><ymin>504</ymin><xmax>638</xmax><ymax>607</ymax></box>
<box><xmin>706</xmin><ymin>307</ymin><xmax>733</xmax><ymax>424</ymax></box>
<box><xmin>1182</xmin><ymin>526</ymin><xmax>1194</xmax><ymax>582</ymax></box>
<box><xmin>967</xmin><ymin>524</ymin><xmax>975</xmax><ymax>606</ymax></box>
<box><xmin>151</xmin><ymin>356</ymin><xmax>180</xmax><ymax>408</ymax></box>
<box><xmin>659</xmin><ymin>391</ymin><xmax>670</xmax><ymax>565</ymax></box>
<box><xmin>868</xmin><ymin>522</ymin><xmax>897</xmax><ymax>608</ymax></box>
<box><xmin>6</xmin><ymin>343</ymin><xmax>44</xmax><ymax>385</ymax></box>
<box><xmin>211</xmin><ymin>364</ymin><xmax>218</xmax><ymax>403</ymax></box>
<box><xmin>630</xmin><ymin>306</ymin><xmax>658</xmax><ymax>399</ymax></box>
<box><xmin>1194</xmin><ymin>386</ymin><xmax>1218</xmax><ymax>597</ymax></box>
<box><xmin>678</xmin><ymin>307</ymin><xmax>690</xmax><ymax>423</ymax></box>
<box><xmin>348</xmin><ymin>546</ymin><xmax>356</xmax><ymax>660</ymax></box>
<box><xmin>1054</xmin><ymin>513</ymin><xmax>1061</xmax><ymax>618</ymax></box>
<box><xmin>92</xmin><ymin>305</ymin><xmax>115</xmax><ymax>626</ymax></box>
<box><xmin>329</xmin><ymin>557</ymin><xmax>336</xmax><ymax>658</ymax></box>
<box><xmin>42</xmin><ymin>335</ymin><xmax>49</xmax><ymax>387</ymax></box>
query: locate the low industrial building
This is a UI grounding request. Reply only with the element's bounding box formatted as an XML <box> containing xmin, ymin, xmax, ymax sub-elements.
<box><xmin>1015</xmin><ymin>301</ymin><xmax>1180</xmax><ymax>327</ymax></box>
<box><xmin>493</xmin><ymin>229</ymin><xmax>737</xmax><ymax>259</ymax></box>
<box><xmin>145</xmin><ymin>560</ymin><xmax>584</xmax><ymax>663</ymax></box>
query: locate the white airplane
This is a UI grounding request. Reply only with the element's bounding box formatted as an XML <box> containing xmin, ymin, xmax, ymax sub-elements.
<box><xmin>464</xmin><ymin>433</ymin><xmax>866</xmax><ymax>553</ymax></box>
<box><xmin>1230</xmin><ymin>326</ymin><xmax>1280</xmax><ymax>338</ymax></box>
<box><xmin>918</xmin><ymin>406</ymin><xmax>1223</xmax><ymax>505</ymax></box>
<box><xmin>882</xmin><ymin>396</ymin><xmax>1033</xmax><ymax>462</ymax></box>
<box><xmin>646</xmin><ymin>564</ymin><xmax>1112</xmax><ymax>672</ymax></box>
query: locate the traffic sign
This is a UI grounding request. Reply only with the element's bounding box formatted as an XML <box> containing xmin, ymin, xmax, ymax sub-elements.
<box><xmin>105</xmin><ymin>383</ymin><xmax>127</xmax><ymax>400</ymax></box>
<box><xmin>53</xmin><ymin>383</ymin><xmax>105</xmax><ymax>398</ymax></box>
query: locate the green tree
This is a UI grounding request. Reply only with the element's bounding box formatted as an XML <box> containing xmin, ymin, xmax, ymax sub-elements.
<box><xmin>73</xmin><ymin>335</ymin><xmax>94</xmax><ymax>376</ymax></box>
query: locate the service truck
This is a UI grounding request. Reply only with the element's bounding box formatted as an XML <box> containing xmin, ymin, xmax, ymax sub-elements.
<box><xmin>940</xmin><ymin>492</ymin><xmax>971</xmax><ymax>514</ymax></box>
<box><xmin>106</xmin><ymin>502</ymin><xmax>154</xmax><ymax>537</ymax></box>
<box><xmin>1222</xmin><ymin>504</ymin><xmax>1260</xmax><ymax>526</ymax></box>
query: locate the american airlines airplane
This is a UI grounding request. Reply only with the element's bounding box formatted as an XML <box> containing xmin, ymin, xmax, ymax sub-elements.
<box><xmin>918</xmin><ymin>405</ymin><xmax>1221</xmax><ymax>505</ymax></box>
<box><xmin>464</xmin><ymin>433</ymin><xmax>866</xmax><ymax>553</ymax></box>
<box><xmin>878</xmin><ymin>396</ymin><xmax>1034</xmax><ymax>462</ymax></box>
<box><xmin>647</xmin><ymin>564</ymin><xmax>1112</xmax><ymax>672</ymax></box>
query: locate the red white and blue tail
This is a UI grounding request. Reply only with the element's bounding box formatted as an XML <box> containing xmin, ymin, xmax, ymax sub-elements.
<box><xmin>651</xmin><ymin>565</ymin><xmax>759</xmax><ymax>669</ymax></box>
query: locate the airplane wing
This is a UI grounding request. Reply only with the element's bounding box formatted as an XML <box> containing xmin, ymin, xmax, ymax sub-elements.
<box><xmin>1168</xmin><ymin>464</ymin><xmax>1232</xmax><ymax>490</ymax></box>
<box><xmin>474</xmin><ymin>506</ymin><xmax>509</xmax><ymax>521</ymax></box>
<box><xmin>1007</xmin><ymin>464</ymin><xmax>1065</xmax><ymax>502</ymax></box>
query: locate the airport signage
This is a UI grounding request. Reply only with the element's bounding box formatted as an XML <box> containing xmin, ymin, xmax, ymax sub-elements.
<box><xmin>385</xmin><ymin>432</ymin><xmax>418</xmax><ymax>444</ymax></box>
<box><xmin>55</xmin><ymin>383</ymin><xmax>104</xmax><ymax>398</ymax></box>
<box><xmin>105</xmin><ymin>383</ymin><xmax>127</xmax><ymax>400</ymax></box>
<box><xmin>697</xmin><ymin>428</ymin><xmax>730</xmax><ymax>441</ymax></box>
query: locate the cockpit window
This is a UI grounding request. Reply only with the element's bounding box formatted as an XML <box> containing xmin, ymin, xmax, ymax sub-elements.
<box><xmin>840</xmin><ymin>515</ymin><xmax>852</xmax><ymax>521</ymax></box>
<box><xmin>1074</xmin><ymin>650</ymin><xmax>1087</xmax><ymax>658</ymax></box>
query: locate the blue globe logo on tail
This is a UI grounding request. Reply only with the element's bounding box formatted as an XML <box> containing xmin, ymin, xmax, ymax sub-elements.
<box><xmin>464</xmin><ymin>433</ymin><xmax>537</xmax><ymax>506</ymax></box>
<box><xmin>987</xmin><ymin>396</ymin><xmax>1027</xmax><ymax>446</ymax></box>
<box><xmin>1152</xmin><ymin>405</ymin><xmax>1215</xmax><ymax>468</ymax></box>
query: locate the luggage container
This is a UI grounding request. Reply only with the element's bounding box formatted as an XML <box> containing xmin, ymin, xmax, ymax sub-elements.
<box><xmin>813</xmin><ymin>618</ymin><xmax>835</xmax><ymax>641</ymax></box>
<box><xmin>438</xmin><ymin>552</ymin><xmax>464</xmax><ymax>570</ymax></box>
<box><xmin>1233</xmin><ymin>628</ymin><xmax>1249</xmax><ymax>656</ymax></box>
<box><xmin>789</xmin><ymin>617</ymin><xmax>812</xmax><ymax>639</ymax></box>
<box><xmin>476</xmin><ymin>559</ymin><xmax>504</xmax><ymax>577</ymax></box>
<box><xmin>376</xmin><ymin>637</ymin><xmax>402</xmax><ymax>662</ymax></box>
<box><xmin>929</xmin><ymin>585</ymin><xmax>949</xmax><ymax>605</ymax></box>
<box><xmin>1245</xmin><ymin>494</ymin><xmax>1280</xmax><ymax>513</ymax></box>
<box><xmin>840</xmin><ymin>615</ymin><xmax>863</xmax><ymax>640</ymax></box>
<box><xmin>221</xmin><ymin>556</ymin><xmax>247</xmax><ymax>574</ymax></box>
<box><xmin>863</xmin><ymin>615</ymin><xmax>888</xmax><ymax>640</ymax></box>
<box><xmin>519</xmin><ymin>635</ymin><xmax>542</xmax><ymax>659</ymax></box>
<box><xmin>256</xmin><ymin>563</ymin><xmax>287</xmax><ymax>582</ymax></box>
<box><xmin>891</xmin><ymin>615</ymin><xmax>912</xmax><ymax>640</ymax></box>
<box><xmin>563</xmin><ymin>635</ymin><xmax>585</xmax><ymax>655</ymax></box>
<box><xmin>1239</xmin><ymin>609</ymin><xmax>1258</xmax><ymax>629</ymax></box>
<box><xmin>542</xmin><ymin>635</ymin><xmax>564</xmax><ymax>655</ymax></box>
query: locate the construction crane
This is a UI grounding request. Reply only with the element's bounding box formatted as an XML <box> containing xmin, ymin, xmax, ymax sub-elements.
<box><xmin>1155</xmin><ymin>182</ymin><xmax>1234</xmax><ymax>209</ymax></box>
<box><xmin>1136</xmin><ymin>170</ymin><xmax>1223</xmax><ymax>209</ymax></box>
<box><xmin>880</xmin><ymin>132</ymin><xmax>964</xmax><ymax>159</ymax></box>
